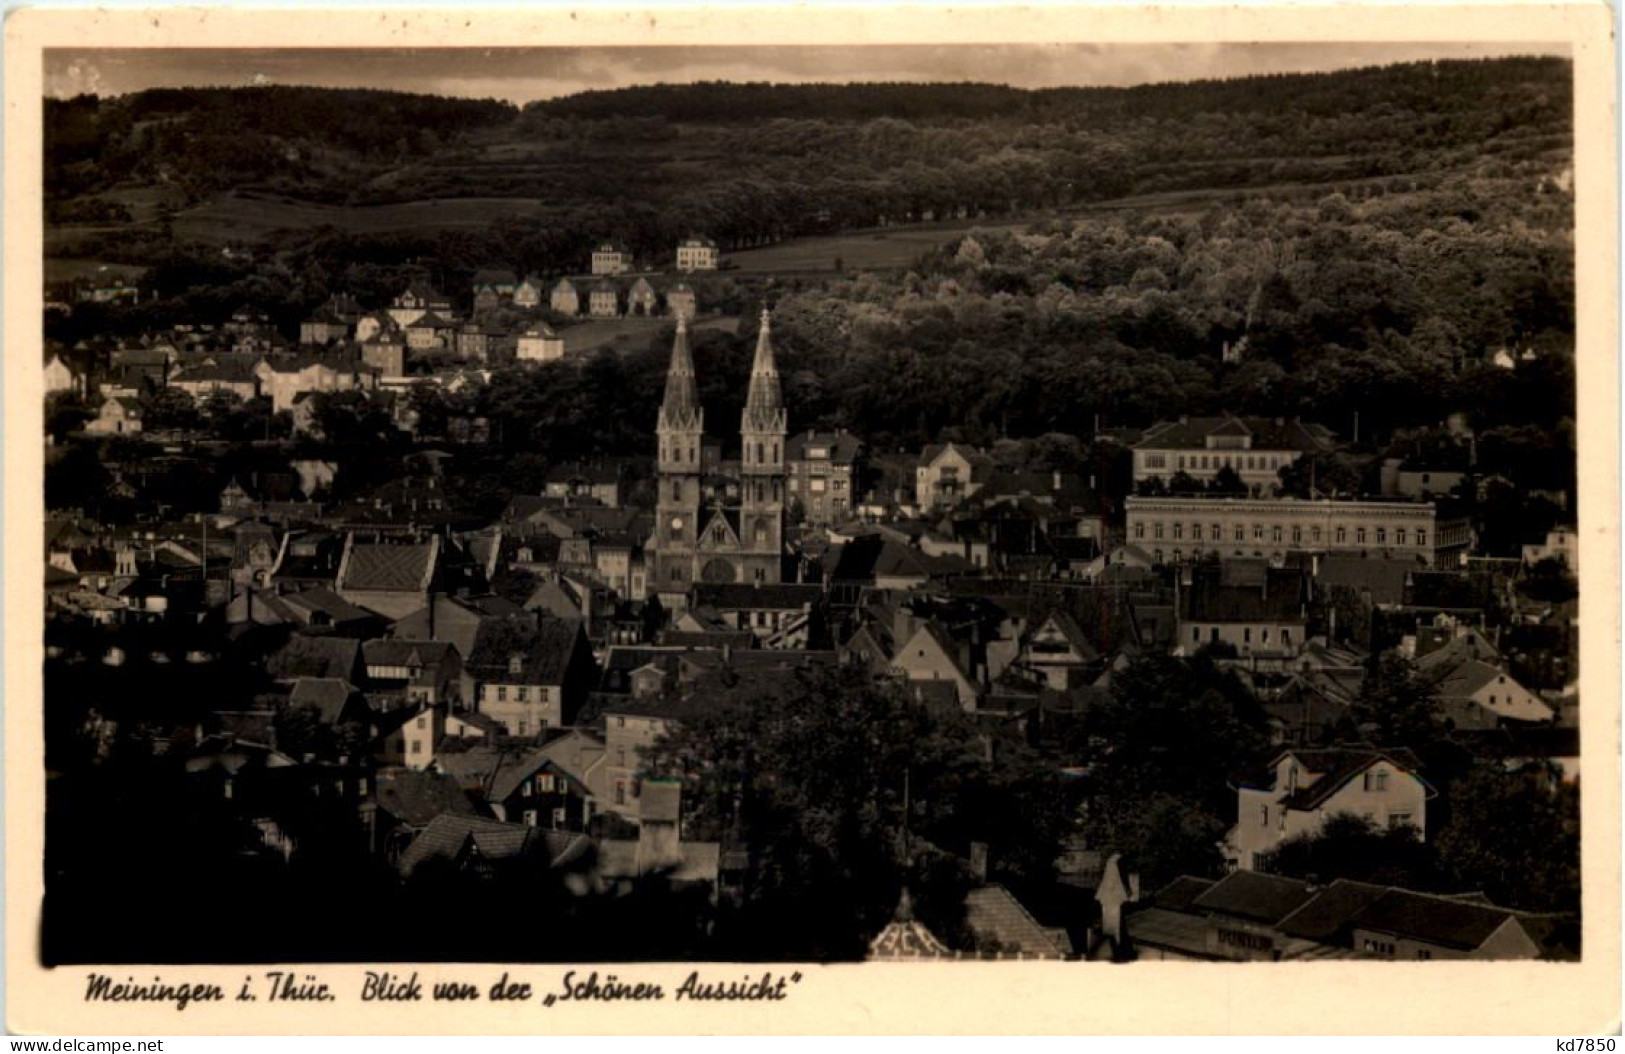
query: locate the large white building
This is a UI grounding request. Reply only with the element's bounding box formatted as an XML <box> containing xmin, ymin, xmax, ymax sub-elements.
<box><xmin>1125</xmin><ymin>496</ymin><xmax>1470</xmax><ymax>567</ymax></box>
<box><xmin>1132</xmin><ymin>416</ymin><xmax>1335</xmax><ymax>493</ymax></box>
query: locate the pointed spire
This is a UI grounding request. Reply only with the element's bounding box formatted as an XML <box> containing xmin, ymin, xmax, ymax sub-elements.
<box><xmin>658</xmin><ymin>316</ymin><xmax>701</xmax><ymax>432</ymax></box>
<box><xmin>742</xmin><ymin>306</ymin><xmax>785</xmax><ymax>434</ymax></box>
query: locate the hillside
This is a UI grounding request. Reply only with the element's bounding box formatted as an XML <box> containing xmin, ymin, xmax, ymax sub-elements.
<box><xmin>46</xmin><ymin>56</ymin><xmax>1571</xmax><ymax>268</ymax></box>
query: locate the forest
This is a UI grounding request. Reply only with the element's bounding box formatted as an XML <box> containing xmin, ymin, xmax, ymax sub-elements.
<box><xmin>45</xmin><ymin>57</ymin><xmax>1570</xmax><ymax>260</ymax></box>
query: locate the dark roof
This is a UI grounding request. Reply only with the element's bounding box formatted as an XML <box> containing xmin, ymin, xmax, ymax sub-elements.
<box><xmin>786</xmin><ymin>431</ymin><xmax>863</xmax><ymax>464</ymax></box>
<box><xmin>1317</xmin><ymin>554</ymin><xmax>1416</xmax><ymax>607</ymax></box>
<box><xmin>1182</xmin><ymin>563</ymin><xmax>1307</xmax><ymax>624</ymax></box>
<box><xmin>1190</xmin><ymin>871</ymin><xmax>1319</xmax><ymax>925</ymax></box>
<box><xmin>266</xmin><ymin>634</ymin><xmax>360</xmax><ymax>681</ymax></box>
<box><xmin>691</xmin><ymin>582</ymin><xmax>823</xmax><ymax>610</ymax></box>
<box><xmin>396</xmin><ymin>814</ymin><xmax>547</xmax><ymax>877</ymax></box>
<box><xmin>339</xmin><ymin>538</ymin><xmax>437</xmax><ymax>594</ymax></box>
<box><xmin>287</xmin><ymin>677</ymin><xmax>369</xmax><ymax>725</ymax></box>
<box><xmin>1150</xmin><ymin>875</ymin><xmax>1217</xmax><ymax>913</ymax></box>
<box><xmin>1133</xmin><ymin>416</ymin><xmax>1334</xmax><ymax>453</ymax></box>
<box><xmin>363</xmin><ymin>639</ymin><xmax>458</xmax><ymax>669</ymax></box>
<box><xmin>466</xmin><ymin>618</ymin><xmax>585</xmax><ymax>685</ymax></box>
<box><xmin>1346</xmin><ymin>888</ymin><xmax>1525</xmax><ymax>950</ymax></box>
<box><xmin>374</xmin><ymin>769</ymin><xmax>478</xmax><ymax>827</ymax></box>
<box><xmin>1275</xmin><ymin>879</ymin><xmax>1390</xmax><ymax>942</ymax></box>
<box><xmin>1273</xmin><ymin>747</ymin><xmax>1424</xmax><ymax>812</ymax></box>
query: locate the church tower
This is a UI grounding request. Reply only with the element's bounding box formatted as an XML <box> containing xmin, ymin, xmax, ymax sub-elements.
<box><xmin>652</xmin><ymin>316</ymin><xmax>704</xmax><ymax>599</ymax></box>
<box><xmin>737</xmin><ymin>307</ymin><xmax>788</xmax><ymax>584</ymax></box>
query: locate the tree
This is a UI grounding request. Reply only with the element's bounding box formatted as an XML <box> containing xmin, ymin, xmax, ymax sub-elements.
<box><xmin>1345</xmin><ymin>652</ymin><xmax>1443</xmax><ymax>751</ymax></box>
<box><xmin>45</xmin><ymin>391</ymin><xmax>94</xmax><ymax>441</ymax></box>
<box><xmin>1277</xmin><ymin>451</ymin><xmax>1366</xmax><ymax>498</ymax></box>
<box><xmin>139</xmin><ymin>386</ymin><xmax>199</xmax><ymax>432</ymax></box>
<box><xmin>1433</xmin><ymin>761</ymin><xmax>1579</xmax><ymax>913</ymax></box>
<box><xmin>1258</xmin><ymin>812</ymin><xmax>1438</xmax><ymax>889</ymax></box>
<box><xmin>1207</xmin><ymin>464</ymin><xmax>1248</xmax><ymax>496</ymax></box>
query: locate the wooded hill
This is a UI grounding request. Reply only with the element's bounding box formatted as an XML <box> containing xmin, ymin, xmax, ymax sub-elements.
<box><xmin>47</xmin><ymin>56</ymin><xmax>1570</xmax><ymax>259</ymax></box>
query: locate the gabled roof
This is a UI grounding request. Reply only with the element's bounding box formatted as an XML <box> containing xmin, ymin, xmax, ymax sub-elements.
<box><xmin>338</xmin><ymin>537</ymin><xmax>439</xmax><ymax>594</ymax></box>
<box><xmin>373</xmin><ymin>768</ymin><xmax>477</xmax><ymax>828</ymax></box>
<box><xmin>786</xmin><ymin>430</ymin><xmax>863</xmax><ymax>464</ymax></box>
<box><xmin>1190</xmin><ymin>870</ymin><xmax>1318</xmax><ymax>925</ymax></box>
<box><xmin>287</xmin><ymin>677</ymin><xmax>369</xmax><ymax>725</ymax></box>
<box><xmin>1274</xmin><ymin>879</ymin><xmax>1390</xmax><ymax>942</ymax></box>
<box><xmin>1346</xmin><ymin>888</ymin><xmax>1530</xmax><ymax>950</ymax></box>
<box><xmin>1133</xmin><ymin>416</ymin><xmax>1335</xmax><ymax>452</ymax></box>
<box><xmin>963</xmin><ymin>884</ymin><xmax>1072</xmax><ymax>958</ymax></box>
<box><xmin>363</xmin><ymin>639</ymin><xmax>458</xmax><ymax>669</ymax></box>
<box><xmin>266</xmin><ymin>634</ymin><xmax>361</xmax><ymax>681</ymax></box>
<box><xmin>396</xmin><ymin>814</ymin><xmax>548</xmax><ymax>877</ymax></box>
<box><xmin>465</xmin><ymin>617</ymin><xmax>586</xmax><ymax>685</ymax></box>
<box><xmin>1270</xmin><ymin>747</ymin><xmax>1426</xmax><ymax>812</ymax></box>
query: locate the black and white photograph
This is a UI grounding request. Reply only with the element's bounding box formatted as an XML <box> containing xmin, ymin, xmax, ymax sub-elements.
<box><xmin>6</xmin><ymin>5</ymin><xmax>1619</xmax><ymax>1036</ymax></box>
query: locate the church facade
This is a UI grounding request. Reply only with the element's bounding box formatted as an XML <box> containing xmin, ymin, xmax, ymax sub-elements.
<box><xmin>649</xmin><ymin>309</ymin><xmax>788</xmax><ymax>605</ymax></box>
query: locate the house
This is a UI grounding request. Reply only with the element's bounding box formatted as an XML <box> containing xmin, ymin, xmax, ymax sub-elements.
<box><xmin>1522</xmin><ymin>526</ymin><xmax>1578</xmax><ymax>572</ymax></box>
<box><xmin>453</xmin><ymin>323</ymin><xmax>495</xmax><ymax>362</ymax></box>
<box><xmin>375</xmin><ymin>704</ymin><xmax>446</xmax><ymax>771</ymax></box>
<box><xmin>466</xmin><ymin>731</ymin><xmax>607</xmax><ymax>831</ymax></box>
<box><xmin>890</xmin><ymin>620</ymin><xmax>980</xmax><ymax>710</ymax></box>
<box><xmin>388</xmin><ymin>282</ymin><xmax>454</xmax><ymax>329</ymax></box>
<box><xmin>516</xmin><ymin>324</ymin><xmax>565</xmax><ymax>363</ymax></box>
<box><xmin>466</xmin><ymin>618</ymin><xmax>597</xmax><ymax>736</ymax></box>
<box><xmin>786</xmin><ymin>430</ymin><xmax>863</xmax><ymax>526</ymax></box>
<box><xmin>1225</xmin><ymin>747</ymin><xmax>1433</xmax><ymax>871</ymax></box>
<box><xmin>362</xmin><ymin>639</ymin><xmax>464</xmax><ymax>707</ymax></box>
<box><xmin>266</xmin><ymin>634</ymin><xmax>364</xmax><ymax>684</ymax></box>
<box><xmin>254</xmin><ymin>354</ymin><xmax>379</xmax><ymax>413</ymax></box>
<box><xmin>1382</xmin><ymin>458</ymin><xmax>1468</xmax><ymax>500</ymax></box>
<box><xmin>360</xmin><ymin>332</ymin><xmax>407</xmax><ymax>378</ymax></box>
<box><xmin>690</xmin><ymin>582</ymin><xmax>823</xmax><ymax>647</ymax></box>
<box><xmin>1014</xmin><ymin>611</ymin><xmax>1098</xmax><ymax>689</ymax></box>
<box><xmin>591</xmin><ymin>242</ymin><xmax>634</xmax><ymax>276</ymax></box>
<box><xmin>170</xmin><ymin>357</ymin><xmax>263</xmax><ymax>403</ymax></box>
<box><xmin>372</xmin><ymin>768</ymin><xmax>478</xmax><ymax>863</ymax></box>
<box><xmin>1428</xmin><ymin>656</ymin><xmax>1554</xmax><ymax>727</ymax></box>
<box><xmin>334</xmin><ymin>535</ymin><xmax>442</xmax><ymax>620</ymax></box>
<box><xmin>675</xmin><ymin>235</ymin><xmax>719</xmax><ymax>272</ymax></box>
<box><xmin>543</xmin><ymin>461</ymin><xmax>625</xmax><ymax>507</ymax></box>
<box><xmin>588</xmin><ymin>280</ymin><xmax>620</xmax><ymax>318</ymax></box>
<box><xmin>299</xmin><ymin>306</ymin><xmax>352</xmax><ymax>345</ymax></box>
<box><xmin>405</xmin><ymin>312</ymin><xmax>458</xmax><ymax>351</ymax></box>
<box><xmin>84</xmin><ymin>396</ymin><xmax>143</xmax><ymax>436</ymax></box>
<box><xmin>353</xmin><ymin>310</ymin><xmax>398</xmax><ymax>345</ymax></box>
<box><xmin>286</xmin><ymin>676</ymin><xmax>373</xmax><ymax>730</ymax></box>
<box><xmin>513</xmin><ymin>276</ymin><xmax>546</xmax><ymax>309</ymax></box>
<box><xmin>963</xmin><ymin>884</ymin><xmax>1073</xmax><ymax>959</ymax></box>
<box><xmin>916</xmin><ymin>442</ymin><xmax>995</xmax><ymax>511</ymax></box>
<box><xmin>550</xmin><ymin>278</ymin><xmax>581</xmax><ymax>316</ymax></box>
<box><xmin>626</xmin><ymin>277</ymin><xmax>659</xmax><ymax>316</ymax></box>
<box><xmin>1124</xmin><ymin>872</ymin><xmax>1555</xmax><ymax>961</ymax></box>
<box><xmin>390</xmin><ymin>593</ymin><xmax>535</xmax><ymax>664</ymax></box>
<box><xmin>1178</xmin><ymin>561</ymin><xmax>1308</xmax><ymax>663</ymax></box>
<box><xmin>395</xmin><ymin>813</ymin><xmax>566</xmax><ymax>881</ymax></box>
<box><xmin>44</xmin><ymin>351</ymin><xmax>81</xmax><ymax>396</ymax></box>
<box><xmin>665</xmin><ymin>282</ymin><xmax>697</xmax><ymax>322</ymax></box>
<box><xmin>1131</xmin><ymin>416</ymin><xmax>1335</xmax><ymax>494</ymax></box>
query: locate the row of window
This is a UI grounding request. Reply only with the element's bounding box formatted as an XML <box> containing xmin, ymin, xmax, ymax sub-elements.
<box><xmin>1134</xmin><ymin>522</ymin><xmax>1427</xmax><ymax>547</ymax></box>
<box><xmin>486</xmin><ymin>684</ymin><xmax>552</xmax><ymax>704</ymax></box>
<box><xmin>1193</xmin><ymin>626</ymin><xmax>1293</xmax><ymax>646</ymax></box>
<box><xmin>1143</xmin><ymin>452</ymin><xmax>1290</xmax><ymax>472</ymax></box>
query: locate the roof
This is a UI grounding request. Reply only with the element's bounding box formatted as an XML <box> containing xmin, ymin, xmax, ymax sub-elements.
<box><xmin>338</xmin><ymin>537</ymin><xmax>438</xmax><ymax>594</ymax></box>
<box><xmin>266</xmin><ymin>634</ymin><xmax>360</xmax><ymax>681</ymax></box>
<box><xmin>1150</xmin><ymin>875</ymin><xmax>1217</xmax><ymax>912</ymax></box>
<box><xmin>1317</xmin><ymin>554</ymin><xmax>1416</xmax><ymax>607</ymax></box>
<box><xmin>1190</xmin><ymin>870</ymin><xmax>1318</xmax><ymax>925</ymax></box>
<box><xmin>396</xmin><ymin>814</ymin><xmax>549</xmax><ymax>877</ymax></box>
<box><xmin>1344</xmin><ymin>888</ymin><xmax>1527</xmax><ymax>950</ymax></box>
<box><xmin>964</xmin><ymin>885</ymin><xmax>1071</xmax><ymax>958</ymax></box>
<box><xmin>466</xmin><ymin>617</ymin><xmax>585</xmax><ymax>685</ymax></box>
<box><xmin>690</xmin><ymin>582</ymin><xmax>823</xmax><ymax>611</ymax></box>
<box><xmin>286</xmin><ymin>677</ymin><xmax>367</xmax><ymax>725</ymax></box>
<box><xmin>917</xmin><ymin>442</ymin><xmax>996</xmax><ymax>474</ymax></box>
<box><xmin>1182</xmin><ymin>564</ymin><xmax>1307</xmax><ymax>624</ymax></box>
<box><xmin>363</xmin><ymin>639</ymin><xmax>458</xmax><ymax>669</ymax></box>
<box><xmin>1271</xmin><ymin>747</ymin><xmax>1425</xmax><ymax>812</ymax></box>
<box><xmin>373</xmin><ymin>768</ymin><xmax>477</xmax><ymax>827</ymax></box>
<box><xmin>1133</xmin><ymin>416</ymin><xmax>1334</xmax><ymax>453</ymax></box>
<box><xmin>1124</xmin><ymin>906</ymin><xmax>1218</xmax><ymax>958</ymax></box>
<box><xmin>786</xmin><ymin>431</ymin><xmax>863</xmax><ymax>464</ymax></box>
<box><xmin>1275</xmin><ymin>879</ymin><xmax>1390</xmax><ymax>942</ymax></box>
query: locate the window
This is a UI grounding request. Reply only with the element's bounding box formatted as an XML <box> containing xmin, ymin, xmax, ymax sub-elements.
<box><xmin>1376</xmin><ymin>527</ymin><xmax>1387</xmax><ymax>545</ymax></box>
<box><xmin>416</xmin><ymin>717</ymin><xmax>426</xmax><ymax>730</ymax></box>
<box><xmin>411</xmin><ymin>741</ymin><xmax>423</xmax><ymax>755</ymax></box>
<box><xmin>1417</xmin><ymin>950</ymin><xmax>1432</xmax><ymax>960</ymax></box>
<box><xmin>1260</xmin><ymin>805</ymin><xmax>1269</xmax><ymax>827</ymax></box>
<box><xmin>1244</xmin><ymin>627</ymin><xmax>1252</xmax><ymax>643</ymax></box>
<box><xmin>1362</xmin><ymin>938</ymin><xmax>1396</xmax><ymax>956</ymax></box>
<box><xmin>1146</xmin><ymin>453</ymin><xmax>1167</xmax><ymax>469</ymax></box>
<box><xmin>1389</xmin><ymin>813</ymin><xmax>1413</xmax><ymax>830</ymax></box>
<box><xmin>615</xmin><ymin>782</ymin><xmax>626</xmax><ymax>805</ymax></box>
<box><xmin>1261</xmin><ymin>629</ymin><xmax>1270</xmax><ymax>644</ymax></box>
<box><xmin>497</xmin><ymin>686</ymin><xmax>507</xmax><ymax>702</ymax></box>
<box><xmin>1253</xmin><ymin>525</ymin><xmax>1264</xmax><ymax>541</ymax></box>
<box><xmin>1153</xmin><ymin>550</ymin><xmax>1163</xmax><ymax>564</ymax></box>
<box><xmin>1335</xmin><ymin>527</ymin><xmax>1347</xmax><ymax>544</ymax></box>
<box><xmin>1396</xmin><ymin>528</ymin><xmax>1408</xmax><ymax>545</ymax></box>
<box><xmin>1193</xmin><ymin>627</ymin><xmax>1201</xmax><ymax>642</ymax></box>
<box><xmin>1272</xmin><ymin>526</ymin><xmax>1283</xmax><ymax>543</ymax></box>
<box><xmin>1416</xmin><ymin>530</ymin><xmax>1427</xmax><ymax>547</ymax></box>
<box><xmin>1282</xmin><ymin>629</ymin><xmax>1291</xmax><ymax>647</ymax></box>
<box><xmin>1234</xmin><ymin>526</ymin><xmax>1245</xmax><ymax>542</ymax></box>
<box><xmin>1211</xmin><ymin>524</ymin><xmax>1221</xmax><ymax>541</ymax></box>
<box><xmin>1363</xmin><ymin>770</ymin><xmax>1390</xmax><ymax>792</ymax></box>
<box><xmin>1172</xmin><ymin>549</ymin><xmax>1182</xmax><ymax>562</ymax></box>
<box><xmin>1135</xmin><ymin>523</ymin><xmax>1145</xmax><ymax>539</ymax></box>
<box><xmin>616</xmin><ymin>717</ymin><xmax>626</xmax><ymax>728</ymax></box>
<box><xmin>617</xmin><ymin>749</ymin><xmax>626</xmax><ymax>766</ymax></box>
<box><xmin>1154</xmin><ymin>523</ymin><xmax>1164</xmax><ymax>540</ymax></box>
<box><xmin>1312</xmin><ymin>526</ymin><xmax>1322</xmax><ymax>543</ymax></box>
<box><xmin>1356</xmin><ymin>527</ymin><xmax>1367</xmax><ymax>545</ymax></box>
<box><xmin>518</xmin><ymin>721</ymin><xmax>528</xmax><ymax>735</ymax></box>
<box><xmin>1292</xmin><ymin>526</ymin><xmax>1302</xmax><ymax>544</ymax></box>
<box><xmin>1172</xmin><ymin>524</ymin><xmax>1183</xmax><ymax>540</ymax></box>
<box><xmin>517</xmin><ymin>687</ymin><xmax>529</xmax><ymax>703</ymax></box>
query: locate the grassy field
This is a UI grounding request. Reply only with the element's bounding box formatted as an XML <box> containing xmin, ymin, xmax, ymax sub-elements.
<box><xmin>559</xmin><ymin>314</ymin><xmax>739</xmax><ymax>355</ymax></box>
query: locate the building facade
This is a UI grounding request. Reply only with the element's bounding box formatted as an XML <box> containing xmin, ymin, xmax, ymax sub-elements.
<box><xmin>1131</xmin><ymin>416</ymin><xmax>1334</xmax><ymax>493</ymax></box>
<box><xmin>786</xmin><ymin>430</ymin><xmax>862</xmax><ymax>525</ymax></box>
<box><xmin>648</xmin><ymin>311</ymin><xmax>787</xmax><ymax>605</ymax></box>
<box><xmin>676</xmin><ymin>236</ymin><xmax>719</xmax><ymax>272</ymax></box>
<box><xmin>1125</xmin><ymin>496</ymin><xmax>1467</xmax><ymax>567</ymax></box>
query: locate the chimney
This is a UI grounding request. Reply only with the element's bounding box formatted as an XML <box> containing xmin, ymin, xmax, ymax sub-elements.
<box><xmin>969</xmin><ymin>841</ymin><xmax>989</xmax><ymax>884</ymax></box>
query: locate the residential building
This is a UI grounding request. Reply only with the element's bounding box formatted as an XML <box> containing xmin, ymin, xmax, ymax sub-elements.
<box><xmin>665</xmin><ymin>282</ymin><xmax>697</xmax><ymax>322</ymax></box>
<box><xmin>1225</xmin><ymin>747</ymin><xmax>1432</xmax><ymax>871</ymax></box>
<box><xmin>786</xmin><ymin>430</ymin><xmax>863</xmax><ymax>525</ymax></box>
<box><xmin>467</xmin><ymin>619</ymin><xmax>597</xmax><ymax>736</ymax></box>
<box><xmin>1125</xmin><ymin>496</ymin><xmax>1467</xmax><ymax>568</ymax></box>
<box><xmin>627</xmin><ymin>276</ymin><xmax>659</xmax><ymax>316</ymax></box>
<box><xmin>543</xmin><ymin>461</ymin><xmax>625</xmax><ymax>507</ymax></box>
<box><xmin>360</xmin><ymin>333</ymin><xmax>407</xmax><ymax>378</ymax></box>
<box><xmin>516</xmin><ymin>324</ymin><xmax>565</xmax><ymax>363</ymax></box>
<box><xmin>84</xmin><ymin>396</ymin><xmax>143</xmax><ymax>436</ymax></box>
<box><xmin>334</xmin><ymin>535</ymin><xmax>442</xmax><ymax>620</ymax></box>
<box><xmin>1131</xmin><ymin>416</ymin><xmax>1334</xmax><ymax>493</ymax></box>
<box><xmin>513</xmin><ymin>276</ymin><xmax>546</xmax><ymax>309</ymax></box>
<box><xmin>550</xmin><ymin>278</ymin><xmax>581</xmax><ymax>316</ymax></box>
<box><xmin>916</xmin><ymin>442</ymin><xmax>995</xmax><ymax>511</ymax></box>
<box><xmin>362</xmin><ymin>639</ymin><xmax>463</xmax><ymax>706</ymax></box>
<box><xmin>388</xmin><ymin>282</ymin><xmax>453</xmax><ymax>329</ymax></box>
<box><xmin>676</xmin><ymin>235</ymin><xmax>719</xmax><ymax>272</ymax></box>
<box><xmin>690</xmin><ymin>582</ymin><xmax>823</xmax><ymax>647</ymax></box>
<box><xmin>44</xmin><ymin>351</ymin><xmax>81</xmax><ymax>396</ymax></box>
<box><xmin>170</xmin><ymin>358</ymin><xmax>262</xmax><ymax>403</ymax></box>
<box><xmin>254</xmin><ymin>354</ymin><xmax>379</xmax><ymax>413</ymax></box>
<box><xmin>1522</xmin><ymin>526</ymin><xmax>1578</xmax><ymax>572</ymax></box>
<box><xmin>591</xmin><ymin>242</ymin><xmax>634</xmax><ymax>276</ymax></box>
<box><xmin>1178</xmin><ymin>561</ymin><xmax>1308</xmax><ymax>664</ymax></box>
<box><xmin>588</xmin><ymin>280</ymin><xmax>621</xmax><ymax>318</ymax></box>
<box><xmin>405</xmin><ymin>312</ymin><xmax>458</xmax><ymax>351</ymax></box>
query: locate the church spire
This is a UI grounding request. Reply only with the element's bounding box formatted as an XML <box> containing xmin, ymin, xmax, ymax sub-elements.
<box><xmin>742</xmin><ymin>307</ymin><xmax>785</xmax><ymax>434</ymax></box>
<box><xmin>658</xmin><ymin>315</ymin><xmax>702</xmax><ymax>433</ymax></box>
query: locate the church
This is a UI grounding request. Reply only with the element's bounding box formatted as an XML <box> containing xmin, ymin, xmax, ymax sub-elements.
<box><xmin>649</xmin><ymin>309</ymin><xmax>788</xmax><ymax>606</ymax></box>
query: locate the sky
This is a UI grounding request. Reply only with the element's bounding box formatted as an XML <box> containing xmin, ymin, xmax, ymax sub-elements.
<box><xmin>43</xmin><ymin>43</ymin><xmax>1570</xmax><ymax>104</ymax></box>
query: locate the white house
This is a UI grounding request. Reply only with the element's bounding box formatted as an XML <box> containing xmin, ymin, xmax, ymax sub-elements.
<box><xmin>516</xmin><ymin>324</ymin><xmax>565</xmax><ymax>363</ymax></box>
<box><xmin>675</xmin><ymin>235</ymin><xmax>719</xmax><ymax>272</ymax></box>
<box><xmin>1225</xmin><ymin>748</ymin><xmax>1433</xmax><ymax>871</ymax></box>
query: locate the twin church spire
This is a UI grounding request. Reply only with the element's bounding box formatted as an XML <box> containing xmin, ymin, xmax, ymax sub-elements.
<box><xmin>657</xmin><ymin>307</ymin><xmax>785</xmax><ymax>445</ymax></box>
